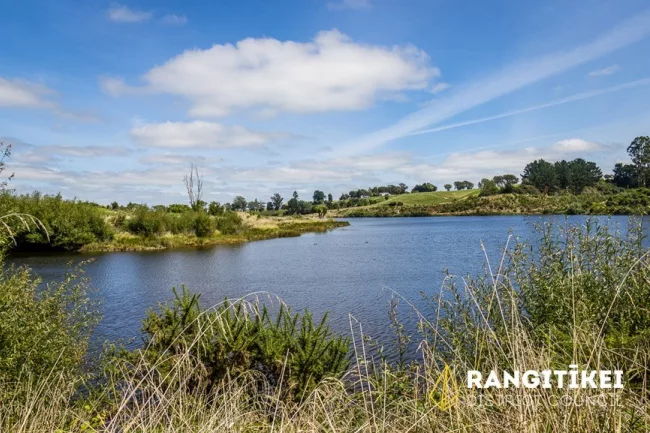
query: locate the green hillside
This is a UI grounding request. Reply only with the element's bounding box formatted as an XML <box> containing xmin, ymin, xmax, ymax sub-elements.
<box><xmin>373</xmin><ymin>190</ymin><xmax>479</xmax><ymax>206</ymax></box>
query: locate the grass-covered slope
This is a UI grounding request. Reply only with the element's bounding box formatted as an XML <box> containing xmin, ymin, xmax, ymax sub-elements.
<box><xmin>334</xmin><ymin>188</ymin><xmax>650</xmax><ymax>217</ymax></box>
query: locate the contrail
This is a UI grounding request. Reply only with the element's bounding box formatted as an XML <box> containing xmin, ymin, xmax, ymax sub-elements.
<box><xmin>408</xmin><ymin>78</ymin><xmax>650</xmax><ymax>137</ymax></box>
<box><xmin>336</xmin><ymin>9</ymin><xmax>650</xmax><ymax>156</ymax></box>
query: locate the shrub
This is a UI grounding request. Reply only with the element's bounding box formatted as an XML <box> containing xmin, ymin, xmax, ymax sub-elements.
<box><xmin>0</xmin><ymin>192</ymin><xmax>113</xmax><ymax>250</ymax></box>
<box><xmin>515</xmin><ymin>184</ymin><xmax>541</xmax><ymax>195</ymax></box>
<box><xmin>215</xmin><ymin>211</ymin><xmax>242</xmax><ymax>235</ymax></box>
<box><xmin>140</xmin><ymin>287</ymin><xmax>350</xmax><ymax>400</ymax></box>
<box><xmin>164</xmin><ymin>211</ymin><xmax>194</xmax><ymax>234</ymax></box>
<box><xmin>0</xmin><ymin>261</ymin><xmax>99</xmax><ymax>383</ymax></box>
<box><xmin>193</xmin><ymin>212</ymin><xmax>213</xmax><ymax>237</ymax></box>
<box><xmin>126</xmin><ymin>207</ymin><xmax>165</xmax><ymax>237</ymax></box>
<box><xmin>478</xmin><ymin>178</ymin><xmax>499</xmax><ymax>196</ymax></box>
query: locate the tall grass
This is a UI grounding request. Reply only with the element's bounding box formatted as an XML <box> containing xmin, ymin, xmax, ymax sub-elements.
<box><xmin>1</xmin><ymin>218</ymin><xmax>649</xmax><ymax>432</ymax></box>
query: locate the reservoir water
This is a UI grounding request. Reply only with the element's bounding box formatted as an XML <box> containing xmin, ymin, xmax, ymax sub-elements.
<box><xmin>7</xmin><ymin>215</ymin><xmax>640</xmax><ymax>349</ymax></box>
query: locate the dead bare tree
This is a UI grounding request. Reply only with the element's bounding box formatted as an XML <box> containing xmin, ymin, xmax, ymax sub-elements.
<box><xmin>183</xmin><ymin>164</ymin><xmax>204</xmax><ymax>210</ymax></box>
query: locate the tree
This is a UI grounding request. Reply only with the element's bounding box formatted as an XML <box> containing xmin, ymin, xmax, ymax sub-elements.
<box><xmin>612</xmin><ymin>163</ymin><xmax>638</xmax><ymax>188</ymax></box>
<box><xmin>493</xmin><ymin>174</ymin><xmax>518</xmax><ymax>188</ymax></box>
<box><xmin>183</xmin><ymin>164</ymin><xmax>204</xmax><ymax>211</ymax></box>
<box><xmin>462</xmin><ymin>181</ymin><xmax>474</xmax><ymax>190</ymax></box>
<box><xmin>286</xmin><ymin>196</ymin><xmax>300</xmax><ymax>214</ymax></box>
<box><xmin>313</xmin><ymin>190</ymin><xmax>326</xmax><ymax>204</ymax></box>
<box><xmin>627</xmin><ymin>136</ymin><xmax>650</xmax><ymax>187</ymax></box>
<box><xmin>444</xmin><ymin>184</ymin><xmax>452</xmax><ymax>191</ymax></box>
<box><xmin>554</xmin><ymin>160</ymin><xmax>571</xmax><ymax>191</ymax></box>
<box><xmin>522</xmin><ymin>159</ymin><xmax>557</xmax><ymax>194</ymax></box>
<box><xmin>270</xmin><ymin>193</ymin><xmax>283</xmax><ymax>210</ymax></box>
<box><xmin>566</xmin><ymin>158</ymin><xmax>602</xmax><ymax>194</ymax></box>
<box><xmin>313</xmin><ymin>204</ymin><xmax>328</xmax><ymax>219</ymax></box>
<box><xmin>247</xmin><ymin>199</ymin><xmax>263</xmax><ymax>211</ymax></box>
<box><xmin>110</xmin><ymin>201</ymin><xmax>119</xmax><ymax>210</ymax></box>
<box><xmin>453</xmin><ymin>181</ymin><xmax>473</xmax><ymax>190</ymax></box>
<box><xmin>327</xmin><ymin>193</ymin><xmax>333</xmax><ymax>203</ymax></box>
<box><xmin>479</xmin><ymin>178</ymin><xmax>499</xmax><ymax>196</ymax></box>
<box><xmin>208</xmin><ymin>201</ymin><xmax>223</xmax><ymax>216</ymax></box>
<box><xmin>339</xmin><ymin>193</ymin><xmax>349</xmax><ymax>200</ymax></box>
<box><xmin>411</xmin><ymin>183</ymin><xmax>437</xmax><ymax>193</ymax></box>
<box><xmin>232</xmin><ymin>196</ymin><xmax>247</xmax><ymax>211</ymax></box>
<box><xmin>398</xmin><ymin>183</ymin><xmax>409</xmax><ymax>194</ymax></box>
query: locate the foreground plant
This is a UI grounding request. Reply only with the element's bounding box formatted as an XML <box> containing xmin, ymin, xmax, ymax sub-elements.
<box><xmin>2</xmin><ymin>218</ymin><xmax>650</xmax><ymax>432</ymax></box>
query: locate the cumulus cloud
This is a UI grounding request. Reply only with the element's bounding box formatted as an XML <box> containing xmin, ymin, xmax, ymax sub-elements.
<box><xmin>327</xmin><ymin>0</ymin><xmax>372</xmax><ymax>11</ymax></box>
<box><xmin>588</xmin><ymin>65</ymin><xmax>621</xmax><ymax>76</ymax></box>
<box><xmin>550</xmin><ymin>138</ymin><xmax>603</xmax><ymax>153</ymax></box>
<box><xmin>130</xmin><ymin>121</ymin><xmax>290</xmax><ymax>148</ymax></box>
<box><xmin>107</xmin><ymin>4</ymin><xmax>152</xmax><ymax>22</ymax></box>
<box><xmin>105</xmin><ymin>29</ymin><xmax>438</xmax><ymax>117</ymax></box>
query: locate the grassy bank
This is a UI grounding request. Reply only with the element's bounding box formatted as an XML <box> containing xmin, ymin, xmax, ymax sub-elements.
<box><xmin>2</xmin><ymin>218</ymin><xmax>650</xmax><ymax>432</ymax></box>
<box><xmin>0</xmin><ymin>192</ymin><xmax>348</xmax><ymax>253</ymax></box>
<box><xmin>81</xmin><ymin>216</ymin><xmax>349</xmax><ymax>252</ymax></box>
<box><xmin>333</xmin><ymin>187</ymin><xmax>650</xmax><ymax>217</ymax></box>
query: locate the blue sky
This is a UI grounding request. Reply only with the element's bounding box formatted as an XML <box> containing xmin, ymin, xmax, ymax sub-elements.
<box><xmin>1</xmin><ymin>0</ymin><xmax>650</xmax><ymax>204</ymax></box>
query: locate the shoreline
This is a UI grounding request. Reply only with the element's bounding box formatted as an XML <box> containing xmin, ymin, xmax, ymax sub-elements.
<box><xmin>80</xmin><ymin>219</ymin><xmax>350</xmax><ymax>252</ymax></box>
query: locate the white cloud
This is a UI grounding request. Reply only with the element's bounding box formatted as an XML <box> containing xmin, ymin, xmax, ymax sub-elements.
<box><xmin>0</xmin><ymin>78</ymin><xmax>54</xmax><ymax>108</ymax></box>
<box><xmin>105</xmin><ymin>29</ymin><xmax>438</xmax><ymax>117</ymax></box>
<box><xmin>161</xmin><ymin>14</ymin><xmax>188</xmax><ymax>25</ymax></box>
<box><xmin>229</xmin><ymin>153</ymin><xmax>410</xmax><ymax>184</ymax></box>
<box><xmin>327</xmin><ymin>0</ymin><xmax>372</xmax><ymax>11</ymax></box>
<box><xmin>588</xmin><ymin>65</ymin><xmax>620</xmax><ymax>76</ymax></box>
<box><xmin>107</xmin><ymin>4</ymin><xmax>153</xmax><ymax>22</ymax></box>
<box><xmin>396</xmin><ymin>138</ymin><xmax>611</xmax><ymax>182</ymax></box>
<box><xmin>139</xmin><ymin>153</ymin><xmax>223</xmax><ymax>165</ymax></box>
<box><xmin>339</xmin><ymin>10</ymin><xmax>650</xmax><ymax>156</ymax></box>
<box><xmin>430</xmin><ymin>82</ymin><xmax>451</xmax><ymax>94</ymax></box>
<box><xmin>0</xmin><ymin>77</ymin><xmax>99</xmax><ymax>121</ymax></box>
<box><xmin>130</xmin><ymin>121</ymin><xmax>288</xmax><ymax>148</ymax></box>
<box><xmin>550</xmin><ymin>138</ymin><xmax>603</xmax><ymax>153</ymax></box>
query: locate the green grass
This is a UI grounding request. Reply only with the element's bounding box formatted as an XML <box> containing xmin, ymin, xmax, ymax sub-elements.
<box><xmin>375</xmin><ymin>190</ymin><xmax>479</xmax><ymax>206</ymax></box>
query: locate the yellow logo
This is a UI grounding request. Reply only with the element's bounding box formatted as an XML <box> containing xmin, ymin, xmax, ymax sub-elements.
<box><xmin>428</xmin><ymin>364</ymin><xmax>459</xmax><ymax>410</ymax></box>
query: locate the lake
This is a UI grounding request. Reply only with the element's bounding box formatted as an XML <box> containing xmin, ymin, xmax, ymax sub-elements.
<box><xmin>7</xmin><ymin>215</ymin><xmax>641</xmax><ymax>350</ymax></box>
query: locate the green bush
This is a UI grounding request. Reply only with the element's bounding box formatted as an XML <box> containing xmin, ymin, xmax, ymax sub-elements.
<box><xmin>192</xmin><ymin>212</ymin><xmax>213</xmax><ymax>237</ymax></box>
<box><xmin>0</xmin><ymin>261</ymin><xmax>99</xmax><ymax>383</ymax></box>
<box><xmin>0</xmin><ymin>192</ymin><xmax>113</xmax><ymax>250</ymax></box>
<box><xmin>140</xmin><ymin>287</ymin><xmax>350</xmax><ymax>400</ymax></box>
<box><xmin>163</xmin><ymin>211</ymin><xmax>195</xmax><ymax>234</ymax></box>
<box><xmin>126</xmin><ymin>207</ymin><xmax>165</xmax><ymax>237</ymax></box>
<box><xmin>215</xmin><ymin>211</ymin><xmax>242</xmax><ymax>235</ymax></box>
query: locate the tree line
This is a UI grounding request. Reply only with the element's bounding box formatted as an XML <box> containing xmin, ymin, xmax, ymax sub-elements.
<box><xmin>98</xmin><ymin>135</ymin><xmax>650</xmax><ymax>216</ymax></box>
<box><xmin>111</xmin><ymin>135</ymin><xmax>650</xmax><ymax>216</ymax></box>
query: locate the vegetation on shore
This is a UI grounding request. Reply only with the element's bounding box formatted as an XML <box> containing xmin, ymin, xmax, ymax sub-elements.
<box><xmin>220</xmin><ymin>136</ymin><xmax>650</xmax><ymax>218</ymax></box>
<box><xmin>333</xmin><ymin>184</ymin><xmax>650</xmax><ymax>217</ymax></box>
<box><xmin>0</xmin><ymin>192</ymin><xmax>348</xmax><ymax>253</ymax></box>
<box><xmin>2</xmin><ymin>218</ymin><xmax>650</xmax><ymax>432</ymax></box>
